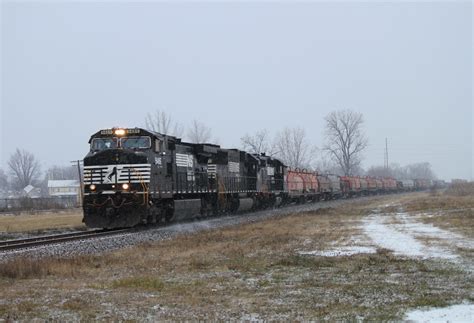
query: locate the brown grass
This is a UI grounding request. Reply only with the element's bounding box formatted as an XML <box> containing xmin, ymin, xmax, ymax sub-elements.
<box><xmin>445</xmin><ymin>182</ymin><xmax>474</xmax><ymax>197</ymax></box>
<box><xmin>112</xmin><ymin>276</ymin><xmax>164</xmax><ymax>291</ymax></box>
<box><xmin>420</xmin><ymin>209</ymin><xmax>474</xmax><ymax>238</ymax></box>
<box><xmin>0</xmin><ymin>255</ymin><xmax>109</xmax><ymax>279</ymax></box>
<box><xmin>404</xmin><ymin>195</ymin><xmax>474</xmax><ymax>213</ymax></box>
<box><xmin>0</xmin><ymin>257</ymin><xmax>52</xmax><ymax>279</ymax></box>
<box><xmin>400</xmin><ymin>191</ymin><xmax>474</xmax><ymax>238</ymax></box>
<box><xmin>0</xmin><ymin>209</ymin><xmax>85</xmax><ymax>233</ymax></box>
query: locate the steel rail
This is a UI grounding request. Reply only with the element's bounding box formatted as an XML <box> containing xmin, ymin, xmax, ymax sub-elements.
<box><xmin>0</xmin><ymin>228</ymin><xmax>131</xmax><ymax>252</ymax></box>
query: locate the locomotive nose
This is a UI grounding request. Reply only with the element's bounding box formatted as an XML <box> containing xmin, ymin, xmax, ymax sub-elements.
<box><xmin>83</xmin><ymin>148</ymin><xmax>151</xmax><ymax>194</ymax></box>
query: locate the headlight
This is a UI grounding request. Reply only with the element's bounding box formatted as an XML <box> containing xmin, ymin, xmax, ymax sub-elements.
<box><xmin>114</xmin><ymin>129</ymin><xmax>126</xmax><ymax>136</ymax></box>
<box><xmin>90</xmin><ymin>184</ymin><xmax>96</xmax><ymax>191</ymax></box>
<box><xmin>122</xmin><ymin>183</ymin><xmax>129</xmax><ymax>190</ymax></box>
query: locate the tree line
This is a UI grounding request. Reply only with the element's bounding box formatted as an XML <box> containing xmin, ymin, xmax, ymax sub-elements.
<box><xmin>0</xmin><ymin>149</ymin><xmax>78</xmax><ymax>196</ymax></box>
<box><xmin>0</xmin><ymin>109</ymin><xmax>436</xmax><ymax>195</ymax></box>
<box><xmin>240</xmin><ymin>109</ymin><xmax>435</xmax><ymax>180</ymax></box>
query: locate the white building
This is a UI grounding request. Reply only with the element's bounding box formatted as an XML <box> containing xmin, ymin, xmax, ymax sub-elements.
<box><xmin>47</xmin><ymin>180</ymin><xmax>80</xmax><ymax>197</ymax></box>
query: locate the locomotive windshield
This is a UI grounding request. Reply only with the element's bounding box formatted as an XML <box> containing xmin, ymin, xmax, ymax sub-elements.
<box><xmin>91</xmin><ymin>138</ymin><xmax>117</xmax><ymax>151</ymax></box>
<box><xmin>121</xmin><ymin>136</ymin><xmax>151</xmax><ymax>149</ymax></box>
<box><xmin>90</xmin><ymin>136</ymin><xmax>150</xmax><ymax>151</ymax></box>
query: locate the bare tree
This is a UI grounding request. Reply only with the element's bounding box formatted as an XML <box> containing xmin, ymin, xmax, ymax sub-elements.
<box><xmin>45</xmin><ymin>165</ymin><xmax>79</xmax><ymax>181</ymax></box>
<box><xmin>8</xmin><ymin>149</ymin><xmax>41</xmax><ymax>190</ymax></box>
<box><xmin>274</xmin><ymin>127</ymin><xmax>314</xmax><ymax>169</ymax></box>
<box><xmin>366</xmin><ymin>162</ymin><xmax>435</xmax><ymax>179</ymax></box>
<box><xmin>240</xmin><ymin>129</ymin><xmax>276</xmax><ymax>156</ymax></box>
<box><xmin>406</xmin><ymin>162</ymin><xmax>436</xmax><ymax>180</ymax></box>
<box><xmin>187</xmin><ymin>119</ymin><xmax>212</xmax><ymax>143</ymax></box>
<box><xmin>324</xmin><ymin>110</ymin><xmax>368</xmax><ymax>175</ymax></box>
<box><xmin>144</xmin><ymin>110</ymin><xmax>184</xmax><ymax>137</ymax></box>
<box><xmin>366</xmin><ymin>165</ymin><xmax>393</xmax><ymax>178</ymax></box>
<box><xmin>0</xmin><ymin>168</ymin><xmax>8</xmax><ymax>191</ymax></box>
<box><xmin>313</xmin><ymin>154</ymin><xmax>343</xmax><ymax>175</ymax></box>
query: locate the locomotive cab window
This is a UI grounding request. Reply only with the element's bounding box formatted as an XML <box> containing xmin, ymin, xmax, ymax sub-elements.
<box><xmin>120</xmin><ymin>136</ymin><xmax>151</xmax><ymax>149</ymax></box>
<box><xmin>91</xmin><ymin>138</ymin><xmax>117</xmax><ymax>151</ymax></box>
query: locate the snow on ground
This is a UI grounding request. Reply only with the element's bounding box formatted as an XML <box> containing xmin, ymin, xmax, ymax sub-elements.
<box><xmin>363</xmin><ymin>214</ymin><xmax>457</xmax><ymax>260</ymax></box>
<box><xmin>362</xmin><ymin>210</ymin><xmax>473</xmax><ymax>260</ymax></box>
<box><xmin>404</xmin><ymin>303</ymin><xmax>474</xmax><ymax>322</ymax></box>
<box><xmin>298</xmin><ymin>246</ymin><xmax>377</xmax><ymax>257</ymax></box>
<box><xmin>298</xmin><ymin>204</ymin><xmax>472</xmax><ymax>263</ymax></box>
<box><xmin>396</xmin><ymin>212</ymin><xmax>474</xmax><ymax>250</ymax></box>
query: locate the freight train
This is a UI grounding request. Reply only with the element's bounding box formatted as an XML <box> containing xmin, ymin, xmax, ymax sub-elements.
<box><xmin>82</xmin><ymin>127</ymin><xmax>431</xmax><ymax>228</ymax></box>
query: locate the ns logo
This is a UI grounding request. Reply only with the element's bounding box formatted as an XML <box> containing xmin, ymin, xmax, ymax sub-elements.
<box><xmin>103</xmin><ymin>166</ymin><xmax>118</xmax><ymax>184</ymax></box>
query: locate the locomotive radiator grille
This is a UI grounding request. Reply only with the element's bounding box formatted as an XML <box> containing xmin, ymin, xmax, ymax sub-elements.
<box><xmin>84</xmin><ymin>164</ymin><xmax>151</xmax><ymax>184</ymax></box>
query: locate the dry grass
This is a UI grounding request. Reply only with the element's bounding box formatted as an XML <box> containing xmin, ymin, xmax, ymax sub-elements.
<box><xmin>0</xmin><ymin>209</ymin><xmax>85</xmax><ymax>233</ymax></box>
<box><xmin>401</xmin><ymin>190</ymin><xmax>474</xmax><ymax>238</ymax></box>
<box><xmin>112</xmin><ymin>277</ymin><xmax>165</xmax><ymax>291</ymax></box>
<box><xmin>445</xmin><ymin>182</ymin><xmax>474</xmax><ymax>197</ymax></box>
<box><xmin>404</xmin><ymin>195</ymin><xmax>474</xmax><ymax>213</ymax></box>
<box><xmin>420</xmin><ymin>208</ymin><xmax>474</xmax><ymax>238</ymax></box>
<box><xmin>0</xmin><ymin>257</ymin><xmax>52</xmax><ymax>279</ymax></box>
<box><xmin>0</xmin><ymin>194</ymin><xmax>472</xmax><ymax>320</ymax></box>
<box><xmin>0</xmin><ymin>255</ymin><xmax>109</xmax><ymax>279</ymax></box>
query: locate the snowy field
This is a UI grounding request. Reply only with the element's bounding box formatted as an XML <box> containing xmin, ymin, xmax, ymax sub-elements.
<box><xmin>300</xmin><ymin>201</ymin><xmax>474</xmax><ymax>320</ymax></box>
<box><xmin>1</xmin><ymin>193</ymin><xmax>472</xmax><ymax>320</ymax></box>
<box><xmin>363</xmin><ymin>206</ymin><xmax>473</xmax><ymax>321</ymax></box>
<box><xmin>298</xmin><ymin>200</ymin><xmax>474</xmax><ymax>322</ymax></box>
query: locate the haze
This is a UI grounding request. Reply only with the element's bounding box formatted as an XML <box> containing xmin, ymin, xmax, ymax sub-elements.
<box><xmin>1</xmin><ymin>1</ymin><xmax>472</xmax><ymax>180</ymax></box>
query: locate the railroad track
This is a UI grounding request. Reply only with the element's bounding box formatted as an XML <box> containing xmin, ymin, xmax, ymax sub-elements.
<box><xmin>0</xmin><ymin>228</ymin><xmax>132</xmax><ymax>252</ymax></box>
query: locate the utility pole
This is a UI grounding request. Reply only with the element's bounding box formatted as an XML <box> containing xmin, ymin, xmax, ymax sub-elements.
<box><xmin>71</xmin><ymin>160</ymin><xmax>83</xmax><ymax>207</ymax></box>
<box><xmin>384</xmin><ymin>138</ymin><xmax>389</xmax><ymax>170</ymax></box>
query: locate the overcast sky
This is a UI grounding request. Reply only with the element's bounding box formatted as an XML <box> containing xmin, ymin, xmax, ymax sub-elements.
<box><xmin>1</xmin><ymin>1</ymin><xmax>472</xmax><ymax>180</ymax></box>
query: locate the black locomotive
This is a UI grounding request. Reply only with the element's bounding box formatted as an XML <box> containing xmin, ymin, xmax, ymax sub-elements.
<box><xmin>82</xmin><ymin>127</ymin><xmax>286</xmax><ymax>228</ymax></box>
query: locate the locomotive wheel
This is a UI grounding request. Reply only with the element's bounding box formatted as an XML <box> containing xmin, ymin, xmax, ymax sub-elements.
<box><xmin>147</xmin><ymin>205</ymin><xmax>159</xmax><ymax>225</ymax></box>
<box><xmin>230</xmin><ymin>197</ymin><xmax>240</xmax><ymax>213</ymax></box>
<box><xmin>164</xmin><ymin>201</ymin><xmax>174</xmax><ymax>223</ymax></box>
<box><xmin>199</xmin><ymin>199</ymin><xmax>207</xmax><ymax>219</ymax></box>
<box><xmin>299</xmin><ymin>196</ymin><xmax>306</xmax><ymax>204</ymax></box>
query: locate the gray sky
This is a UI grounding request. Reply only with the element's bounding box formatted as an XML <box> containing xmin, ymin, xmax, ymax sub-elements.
<box><xmin>1</xmin><ymin>1</ymin><xmax>472</xmax><ymax>180</ymax></box>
